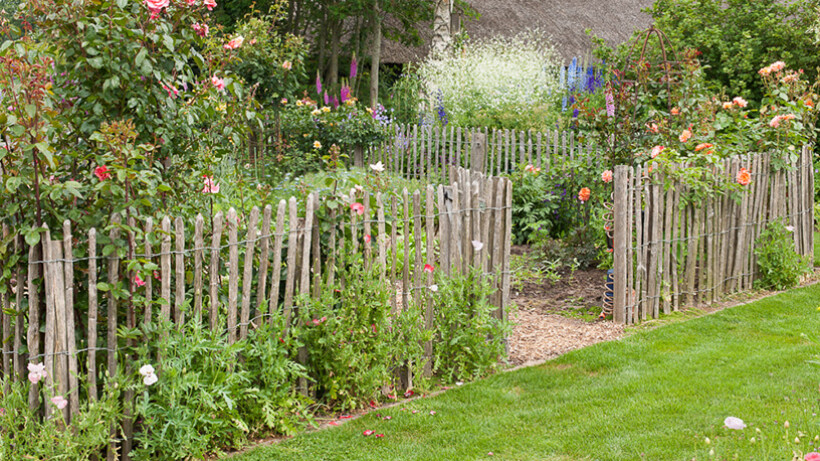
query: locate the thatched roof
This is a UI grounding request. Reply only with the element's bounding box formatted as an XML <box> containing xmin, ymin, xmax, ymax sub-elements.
<box><xmin>381</xmin><ymin>0</ymin><xmax>656</xmax><ymax>64</ymax></box>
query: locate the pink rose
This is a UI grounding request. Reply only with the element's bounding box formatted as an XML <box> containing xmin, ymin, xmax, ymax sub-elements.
<box><xmin>601</xmin><ymin>170</ymin><xmax>613</xmax><ymax>183</ymax></box>
<box><xmin>204</xmin><ymin>0</ymin><xmax>216</xmax><ymax>10</ymax></box>
<box><xmin>650</xmin><ymin>145</ymin><xmax>665</xmax><ymax>159</ymax></box>
<box><xmin>224</xmin><ymin>35</ymin><xmax>244</xmax><ymax>50</ymax></box>
<box><xmin>732</xmin><ymin>97</ymin><xmax>747</xmax><ymax>108</ymax></box>
<box><xmin>211</xmin><ymin>76</ymin><xmax>225</xmax><ymax>91</ymax></box>
<box><xmin>144</xmin><ymin>0</ymin><xmax>169</xmax><ymax>12</ymax></box>
<box><xmin>679</xmin><ymin>129</ymin><xmax>692</xmax><ymax>143</ymax></box>
<box><xmin>202</xmin><ymin>175</ymin><xmax>220</xmax><ymax>194</ymax></box>
<box><xmin>94</xmin><ymin>165</ymin><xmax>111</xmax><ymax>181</ymax></box>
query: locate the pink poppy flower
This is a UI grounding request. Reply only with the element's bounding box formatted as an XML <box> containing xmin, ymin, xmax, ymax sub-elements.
<box><xmin>211</xmin><ymin>76</ymin><xmax>225</xmax><ymax>91</ymax></box>
<box><xmin>134</xmin><ymin>274</ymin><xmax>146</xmax><ymax>287</ymax></box>
<box><xmin>423</xmin><ymin>264</ymin><xmax>434</xmax><ymax>273</ymax></box>
<box><xmin>94</xmin><ymin>165</ymin><xmax>111</xmax><ymax>181</ymax></box>
<box><xmin>28</xmin><ymin>363</ymin><xmax>47</xmax><ymax>384</ymax></box>
<box><xmin>51</xmin><ymin>395</ymin><xmax>68</xmax><ymax>410</ymax></box>
<box><xmin>350</xmin><ymin>202</ymin><xmax>364</xmax><ymax>215</ymax></box>
<box><xmin>202</xmin><ymin>175</ymin><xmax>220</xmax><ymax>194</ymax></box>
<box><xmin>204</xmin><ymin>0</ymin><xmax>216</xmax><ymax>10</ymax></box>
<box><xmin>601</xmin><ymin>170</ymin><xmax>613</xmax><ymax>183</ymax></box>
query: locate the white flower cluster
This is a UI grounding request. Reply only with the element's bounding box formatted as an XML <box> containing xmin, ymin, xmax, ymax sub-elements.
<box><xmin>417</xmin><ymin>30</ymin><xmax>562</xmax><ymax>125</ymax></box>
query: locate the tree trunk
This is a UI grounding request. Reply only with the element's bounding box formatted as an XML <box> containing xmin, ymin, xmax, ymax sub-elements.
<box><xmin>431</xmin><ymin>0</ymin><xmax>452</xmax><ymax>56</ymax></box>
<box><xmin>329</xmin><ymin>19</ymin><xmax>342</xmax><ymax>88</ymax></box>
<box><xmin>370</xmin><ymin>1</ymin><xmax>382</xmax><ymax>108</ymax></box>
<box><xmin>317</xmin><ymin>8</ymin><xmax>328</xmax><ymax>82</ymax></box>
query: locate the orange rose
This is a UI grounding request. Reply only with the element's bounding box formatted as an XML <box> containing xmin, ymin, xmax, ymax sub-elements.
<box><xmin>695</xmin><ymin>143</ymin><xmax>713</xmax><ymax>152</ymax></box>
<box><xmin>578</xmin><ymin>187</ymin><xmax>591</xmax><ymax>202</ymax></box>
<box><xmin>679</xmin><ymin>129</ymin><xmax>692</xmax><ymax>143</ymax></box>
<box><xmin>736</xmin><ymin>167</ymin><xmax>751</xmax><ymax>186</ymax></box>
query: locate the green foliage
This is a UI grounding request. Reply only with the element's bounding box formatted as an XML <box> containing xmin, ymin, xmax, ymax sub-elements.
<box><xmin>0</xmin><ymin>376</ymin><xmax>121</xmax><ymax>459</ymax></box>
<box><xmin>298</xmin><ymin>264</ymin><xmax>428</xmax><ymax>411</ymax></box>
<box><xmin>431</xmin><ymin>267</ymin><xmax>511</xmax><ymax>382</ymax></box>
<box><xmin>132</xmin><ymin>317</ymin><xmax>311</xmax><ymax>460</ymax></box>
<box><xmin>753</xmin><ymin>219</ymin><xmax>811</xmax><ymax>291</ymax></box>
<box><xmin>646</xmin><ymin>0</ymin><xmax>819</xmax><ymax>104</ymax></box>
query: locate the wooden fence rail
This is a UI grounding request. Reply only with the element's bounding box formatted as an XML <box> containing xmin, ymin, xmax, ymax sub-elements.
<box><xmin>365</xmin><ymin>124</ymin><xmax>602</xmax><ymax>180</ymax></box>
<box><xmin>0</xmin><ymin>168</ymin><xmax>512</xmax><ymax>459</ymax></box>
<box><xmin>612</xmin><ymin>147</ymin><xmax>815</xmax><ymax>324</ymax></box>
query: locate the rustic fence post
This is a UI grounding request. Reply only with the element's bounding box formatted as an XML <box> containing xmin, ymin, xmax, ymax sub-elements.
<box><xmin>470</xmin><ymin>132</ymin><xmax>486</xmax><ymax>175</ymax></box>
<box><xmin>613</xmin><ymin>165</ymin><xmax>629</xmax><ymax>324</ymax></box>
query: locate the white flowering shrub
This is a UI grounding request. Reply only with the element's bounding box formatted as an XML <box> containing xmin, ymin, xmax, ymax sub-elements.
<box><xmin>417</xmin><ymin>30</ymin><xmax>564</xmax><ymax>130</ymax></box>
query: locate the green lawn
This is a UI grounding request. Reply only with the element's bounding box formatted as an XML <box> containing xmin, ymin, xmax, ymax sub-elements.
<box><xmin>233</xmin><ymin>282</ymin><xmax>820</xmax><ymax>461</ymax></box>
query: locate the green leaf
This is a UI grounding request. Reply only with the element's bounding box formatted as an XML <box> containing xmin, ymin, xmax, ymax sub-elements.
<box><xmin>24</xmin><ymin>104</ymin><xmax>36</xmax><ymax>118</ymax></box>
<box><xmin>88</xmin><ymin>57</ymin><xmax>104</xmax><ymax>69</ymax></box>
<box><xmin>162</xmin><ymin>34</ymin><xmax>174</xmax><ymax>52</ymax></box>
<box><xmin>135</xmin><ymin>47</ymin><xmax>148</xmax><ymax>67</ymax></box>
<box><xmin>96</xmin><ymin>282</ymin><xmax>111</xmax><ymax>292</ymax></box>
<box><xmin>24</xmin><ymin>229</ymin><xmax>40</xmax><ymax>246</ymax></box>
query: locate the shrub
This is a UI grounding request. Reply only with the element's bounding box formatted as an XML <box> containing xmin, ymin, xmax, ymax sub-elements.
<box><xmin>754</xmin><ymin>219</ymin><xmax>811</xmax><ymax>291</ymax></box>
<box><xmin>416</xmin><ymin>30</ymin><xmax>563</xmax><ymax>130</ymax></box>
<box><xmin>132</xmin><ymin>316</ymin><xmax>310</xmax><ymax>460</ymax></box>
<box><xmin>297</xmin><ymin>264</ymin><xmax>428</xmax><ymax>411</ymax></box>
<box><xmin>431</xmin><ymin>267</ymin><xmax>512</xmax><ymax>382</ymax></box>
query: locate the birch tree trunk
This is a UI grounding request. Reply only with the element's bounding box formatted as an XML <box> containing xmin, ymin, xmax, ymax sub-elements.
<box><xmin>431</xmin><ymin>0</ymin><xmax>452</xmax><ymax>56</ymax></box>
<box><xmin>370</xmin><ymin>1</ymin><xmax>382</xmax><ymax>107</ymax></box>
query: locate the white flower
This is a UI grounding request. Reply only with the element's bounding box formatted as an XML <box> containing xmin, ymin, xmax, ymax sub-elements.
<box><xmin>471</xmin><ymin>240</ymin><xmax>484</xmax><ymax>251</ymax></box>
<box><xmin>785</xmin><ymin>226</ymin><xmax>795</xmax><ymax>233</ymax></box>
<box><xmin>724</xmin><ymin>416</ymin><xmax>746</xmax><ymax>430</ymax></box>
<box><xmin>369</xmin><ymin>161</ymin><xmax>385</xmax><ymax>173</ymax></box>
<box><xmin>429</xmin><ymin>284</ymin><xmax>438</xmax><ymax>292</ymax></box>
<box><xmin>139</xmin><ymin>364</ymin><xmax>155</xmax><ymax>377</ymax></box>
<box><xmin>354</xmin><ymin>185</ymin><xmax>364</xmax><ymax>193</ymax></box>
<box><xmin>704</xmin><ymin>437</ymin><xmax>710</xmax><ymax>445</ymax></box>
<box><xmin>143</xmin><ymin>372</ymin><xmax>158</xmax><ymax>386</ymax></box>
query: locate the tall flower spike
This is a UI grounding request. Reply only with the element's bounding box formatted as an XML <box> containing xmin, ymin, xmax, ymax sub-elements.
<box><xmin>316</xmin><ymin>71</ymin><xmax>322</xmax><ymax>96</ymax></box>
<box><xmin>350</xmin><ymin>53</ymin><xmax>358</xmax><ymax>80</ymax></box>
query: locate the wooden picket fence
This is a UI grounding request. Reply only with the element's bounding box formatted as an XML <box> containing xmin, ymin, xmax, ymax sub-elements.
<box><xmin>0</xmin><ymin>167</ymin><xmax>512</xmax><ymax>459</ymax></box>
<box><xmin>611</xmin><ymin>147</ymin><xmax>815</xmax><ymax>324</ymax></box>
<box><xmin>366</xmin><ymin>124</ymin><xmax>602</xmax><ymax>181</ymax></box>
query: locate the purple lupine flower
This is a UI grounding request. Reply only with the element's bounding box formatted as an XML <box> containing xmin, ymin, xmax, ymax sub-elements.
<box><xmin>572</xmin><ymin>108</ymin><xmax>579</xmax><ymax>118</ymax></box>
<box><xmin>350</xmin><ymin>54</ymin><xmax>358</xmax><ymax>79</ymax></box>
<box><xmin>316</xmin><ymin>72</ymin><xmax>322</xmax><ymax>95</ymax></box>
<box><xmin>340</xmin><ymin>85</ymin><xmax>350</xmax><ymax>103</ymax></box>
<box><xmin>324</xmin><ymin>91</ymin><xmax>330</xmax><ymax>105</ymax></box>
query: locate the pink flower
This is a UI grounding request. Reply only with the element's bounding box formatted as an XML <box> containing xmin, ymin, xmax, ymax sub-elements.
<box><xmin>645</xmin><ymin>122</ymin><xmax>659</xmax><ymax>134</ymax></box>
<box><xmin>601</xmin><ymin>170</ymin><xmax>613</xmax><ymax>183</ymax></box>
<box><xmin>736</xmin><ymin>167</ymin><xmax>751</xmax><ymax>186</ymax></box>
<box><xmin>192</xmin><ymin>23</ymin><xmax>209</xmax><ymax>37</ymax></box>
<box><xmin>805</xmin><ymin>453</ymin><xmax>820</xmax><ymax>461</ymax></box>
<box><xmin>202</xmin><ymin>175</ymin><xmax>220</xmax><ymax>194</ymax></box>
<box><xmin>144</xmin><ymin>0</ymin><xmax>169</xmax><ymax>13</ymax></box>
<box><xmin>28</xmin><ymin>363</ymin><xmax>47</xmax><ymax>384</ymax></box>
<box><xmin>364</xmin><ymin>234</ymin><xmax>371</xmax><ymax>243</ymax></box>
<box><xmin>204</xmin><ymin>0</ymin><xmax>216</xmax><ymax>10</ymax></box>
<box><xmin>733</xmin><ymin>97</ymin><xmax>747</xmax><ymax>108</ymax></box>
<box><xmin>211</xmin><ymin>76</ymin><xmax>225</xmax><ymax>91</ymax></box>
<box><xmin>769</xmin><ymin>115</ymin><xmax>782</xmax><ymax>128</ymax></box>
<box><xmin>350</xmin><ymin>202</ymin><xmax>364</xmax><ymax>215</ymax></box>
<box><xmin>769</xmin><ymin>61</ymin><xmax>786</xmax><ymax>72</ymax></box>
<box><xmin>423</xmin><ymin>264</ymin><xmax>434</xmax><ymax>273</ymax></box>
<box><xmin>363</xmin><ymin>430</ymin><xmax>374</xmax><ymax>436</ymax></box>
<box><xmin>224</xmin><ymin>35</ymin><xmax>244</xmax><ymax>50</ymax></box>
<box><xmin>375</xmin><ymin>433</ymin><xmax>384</xmax><ymax>438</ymax></box>
<box><xmin>186</xmin><ymin>0</ymin><xmax>195</xmax><ymax>5</ymax></box>
<box><xmin>51</xmin><ymin>395</ymin><xmax>68</xmax><ymax>410</ymax></box>
<box><xmin>605</xmin><ymin>88</ymin><xmax>615</xmax><ymax>117</ymax></box>
<box><xmin>134</xmin><ymin>274</ymin><xmax>146</xmax><ymax>287</ymax></box>
<box><xmin>650</xmin><ymin>145</ymin><xmax>665</xmax><ymax>159</ymax></box>
<box><xmin>429</xmin><ymin>410</ymin><xmax>436</xmax><ymax>415</ymax></box>
<box><xmin>679</xmin><ymin>129</ymin><xmax>692</xmax><ymax>143</ymax></box>
<box><xmin>282</xmin><ymin>61</ymin><xmax>293</xmax><ymax>70</ymax></box>
<box><xmin>94</xmin><ymin>165</ymin><xmax>111</xmax><ymax>181</ymax></box>
<box><xmin>523</xmin><ymin>164</ymin><xmax>541</xmax><ymax>174</ymax></box>
<box><xmin>350</xmin><ymin>54</ymin><xmax>358</xmax><ymax>79</ymax></box>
